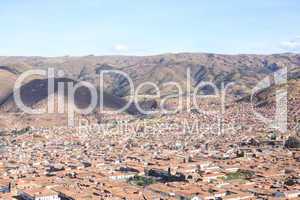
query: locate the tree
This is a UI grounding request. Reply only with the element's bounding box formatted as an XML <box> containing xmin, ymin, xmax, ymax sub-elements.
<box><xmin>284</xmin><ymin>136</ymin><xmax>300</xmax><ymax>148</ymax></box>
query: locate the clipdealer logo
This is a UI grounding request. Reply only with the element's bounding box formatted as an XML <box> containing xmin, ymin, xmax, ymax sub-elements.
<box><xmin>250</xmin><ymin>67</ymin><xmax>288</xmax><ymax>133</ymax></box>
<box><xmin>12</xmin><ymin>67</ymin><xmax>288</xmax><ymax>133</ymax></box>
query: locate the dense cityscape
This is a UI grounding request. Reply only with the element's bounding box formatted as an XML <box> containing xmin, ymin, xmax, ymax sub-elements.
<box><xmin>0</xmin><ymin>97</ymin><xmax>299</xmax><ymax>199</ymax></box>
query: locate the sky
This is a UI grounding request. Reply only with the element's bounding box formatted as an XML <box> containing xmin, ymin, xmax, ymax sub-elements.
<box><xmin>0</xmin><ymin>0</ymin><xmax>300</xmax><ymax>56</ymax></box>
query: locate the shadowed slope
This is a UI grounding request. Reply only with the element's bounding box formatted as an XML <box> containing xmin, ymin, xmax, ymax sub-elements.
<box><xmin>0</xmin><ymin>68</ymin><xmax>17</xmax><ymax>105</ymax></box>
<box><xmin>0</xmin><ymin>77</ymin><xmax>140</xmax><ymax>115</ymax></box>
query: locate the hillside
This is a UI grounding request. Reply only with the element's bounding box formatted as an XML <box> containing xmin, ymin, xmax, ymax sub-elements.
<box><xmin>0</xmin><ymin>53</ymin><xmax>299</xmax><ymax>128</ymax></box>
<box><xmin>0</xmin><ymin>67</ymin><xmax>17</xmax><ymax>105</ymax></box>
<box><xmin>0</xmin><ymin>53</ymin><xmax>299</xmax><ymax>98</ymax></box>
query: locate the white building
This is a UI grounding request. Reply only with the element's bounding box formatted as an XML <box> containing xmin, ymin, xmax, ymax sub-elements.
<box><xmin>19</xmin><ymin>188</ymin><xmax>60</xmax><ymax>200</ymax></box>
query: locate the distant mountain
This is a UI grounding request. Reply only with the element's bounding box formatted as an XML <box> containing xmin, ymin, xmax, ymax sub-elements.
<box><xmin>0</xmin><ymin>53</ymin><xmax>299</xmax><ymax>128</ymax></box>
<box><xmin>0</xmin><ymin>53</ymin><xmax>299</xmax><ymax>98</ymax></box>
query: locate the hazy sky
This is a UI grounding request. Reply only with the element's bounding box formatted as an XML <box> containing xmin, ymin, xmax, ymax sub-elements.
<box><xmin>1</xmin><ymin>0</ymin><xmax>300</xmax><ymax>56</ymax></box>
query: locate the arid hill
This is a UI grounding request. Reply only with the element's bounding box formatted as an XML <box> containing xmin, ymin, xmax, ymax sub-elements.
<box><xmin>0</xmin><ymin>53</ymin><xmax>299</xmax><ymax>128</ymax></box>
<box><xmin>0</xmin><ymin>77</ymin><xmax>141</xmax><ymax>115</ymax></box>
<box><xmin>0</xmin><ymin>67</ymin><xmax>17</xmax><ymax>105</ymax></box>
<box><xmin>0</xmin><ymin>53</ymin><xmax>299</xmax><ymax>98</ymax></box>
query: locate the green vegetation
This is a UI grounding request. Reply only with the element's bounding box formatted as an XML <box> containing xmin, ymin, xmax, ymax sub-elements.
<box><xmin>11</xmin><ymin>127</ymin><xmax>31</xmax><ymax>136</ymax></box>
<box><xmin>225</xmin><ymin>169</ymin><xmax>255</xmax><ymax>180</ymax></box>
<box><xmin>270</xmin><ymin>132</ymin><xmax>277</xmax><ymax>140</ymax></box>
<box><xmin>208</xmin><ymin>188</ymin><xmax>217</xmax><ymax>194</ymax></box>
<box><xmin>284</xmin><ymin>136</ymin><xmax>300</xmax><ymax>148</ymax></box>
<box><xmin>128</xmin><ymin>175</ymin><xmax>156</xmax><ymax>187</ymax></box>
